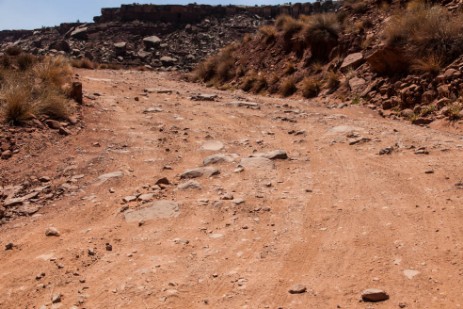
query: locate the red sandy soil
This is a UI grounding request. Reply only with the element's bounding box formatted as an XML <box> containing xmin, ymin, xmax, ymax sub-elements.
<box><xmin>1</xmin><ymin>69</ymin><xmax>463</xmax><ymax>309</ymax></box>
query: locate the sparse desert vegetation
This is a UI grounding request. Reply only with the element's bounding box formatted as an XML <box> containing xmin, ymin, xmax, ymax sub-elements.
<box><xmin>0</xmin><ymin>53</ymin><xmax>75</xmax><ymax>125</ymax></box>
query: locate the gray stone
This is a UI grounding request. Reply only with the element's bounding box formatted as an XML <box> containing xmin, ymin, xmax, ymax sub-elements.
<box><xmin>143</xmin><ymin>36</ymin><xmax>161</xmax><ymax>48</ymax></box>
<box><xmin>226</xmin><ymin>102</ymin><xmax>260</xmax><ymax>109</ymax></box>
<box><xmin>180</xmin><ymin>167</ymin><xmax>220</xmax><ymax>179</ymax></box>
<box><xmin>203</xmin><ymin>153</ymin><xmax>238</xmax><ymax>165</ymax></box>
<box><xmin>250</xmin><ymin>150</ymin><xmax>288</xmax><ymax>160</ymax></box>
<box><xmin>97</xmin><ymin>171</ymin><xmax>123</xmax><ymax>184</ymax></box>
<box><xmin>361</xmin><ymin>288</ymin><xmax>389</xmax><ymax>302</ymax></box>
<box><xmin>191</xmin><ymin>94</ymin><xmax>218</xmax><ymax>101</ymax></box>
<box><xmin>160</xmin><ymin>56</ymin><xmax>177</xmax><ymax>66</ymax></box>
<box><xmin>177</xmin><ymin>180</ymin><xmax>202</xmax><ymax>190</ymax></box>
<box><xmin>340</xmin><ymin>52</ymin><xmax>364</xmax><ymax>72</ymax></box>
<box><xmin>200</xmin><ymin>140</ymin><xmax>224</xmax><ymax>151</ymax></box>
<box><xmin>143</xmin><ymin>107</ymin><xmax>163</xmax><ymax>113</ymax></box>
<box><xmin>138</xmin><ymin>193</ymin><xmax>155</xmax><ymax>202</ymax></box>
<box><xmin>124</xmin><ymin>200</ymin><xmax>180</xmax><ymax>222</ymax></box>
<box><xmin>239</xmin><ymin>157</ymin><xmax>274</xmax><ymax>171</ymax></box>
<box><xmin>123</xmin><ymin>196</ymin><xmax>137</xmax><ymax>203</ymax></box>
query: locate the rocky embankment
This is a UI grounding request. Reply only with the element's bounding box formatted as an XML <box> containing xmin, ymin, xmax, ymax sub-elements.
<box><xmin>0</xmin><ymin>2</ymin><xmax>337</xmax><ymax>71</ymax></box>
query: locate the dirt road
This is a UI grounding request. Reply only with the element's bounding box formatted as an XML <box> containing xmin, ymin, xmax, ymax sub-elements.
<box><xmin>1</xmin><ymin>69</ymin><xmax>463</xmax><ymax>308</ymax></box>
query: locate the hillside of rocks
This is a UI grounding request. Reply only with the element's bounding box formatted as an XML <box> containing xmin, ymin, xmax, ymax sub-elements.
<box><xmin>194</xmin><ymin>0</ymin><xmax>463</xmax><ymax>124</ymax></box>
<box><xmin>0</xmin><ymin>2</ymin><xmax>336</xmax><ymax>71</ymax></box>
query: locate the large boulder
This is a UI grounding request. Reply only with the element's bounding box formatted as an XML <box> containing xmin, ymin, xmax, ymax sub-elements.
<box><xmin>366</xmin><ymin>47</ymin><xmax>409</xmax><ymax>75</ymax></box>
<box><xmin>340</xmin><ymin>52</ymin><xmax>364</xmax><ymax>72</ymax></box>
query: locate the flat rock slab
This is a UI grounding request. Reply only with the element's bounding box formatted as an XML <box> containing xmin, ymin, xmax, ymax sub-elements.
<box><xmin>180</xmin><ymin>167</ymin><xmax>220</xmax><ymax>179</ymax></box>
<box><xmin>250</xmin><ymin>150</ymin><xmax>288</xmax><ymax>160</ymax></box>
<box><xmin>124</xmin><ymin>200</ymin><xmax>179</xmax><ymax>222</ymax></box>
<box><xmin>97</xmin><ymin>171</ymin><xmax>123</xmax><ymax>184</ymax></box>
<box><xmin>177</xmin><ymin>180</ymin><xmax>202</xmax><ymax>190</ymax></box>
<box><xmin>226</xmin><ymin>102</ymin><xmax>260</xmax><ymax>110</ymax></box>
<box><xmin>361</xmin><ymin>288</ymin><xmax>389</xmax><ymax>302</ymax></box>
<box><xmin>239</xmin><ymin>157</ymin><xmax>274</xmax><ymax>171</ymax></box>
<box><xmin>200</xmin><ymin>141</ymin><xmax>224</xmax><ymax>151</ymax></box>
<box><xmin>191</xmin><ymin>94</ymin><xmax>218</xmax><ymax>101</ymax></box>
<box><xmin>143</xmin><ymin>107</ymin><xmax>163</xmax><ymax>113</ymax></box>
<box><xmin>403</xmin><ymin>269</ymin><xmax>420</xmax><ymax>279</ymax></box>
<box><xmin>203</xmin><ymin>153</ymin><xmax>239</xmax><ymax>165</ymax></box>
<box><xmin>288</xmin><ymin>284</ymin><xmax>307</xmax><ymax>294</ymax></box>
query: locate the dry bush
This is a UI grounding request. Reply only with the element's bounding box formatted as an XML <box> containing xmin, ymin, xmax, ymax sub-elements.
<box><xmin>410</xmin><ymin>54</ymin><xmax>443</xmax><ymax>75</ymax></box>
<box><xmin>2</xmin><ymin>55</ymin><xmax>11</xmax><ymax>68</ymax></box>
<box><xmin>193</xmin><ymin>46</ymin><xmax>237</xmax><ymax>83</ymax></box>
<box><xmin>275</xmin><ymin>15</ymin><xmax>296</xmax><ymax>31</ymax></box>
<box><xmin>284</xmin><ymin>62</ymin><xmax>297</xmax><ymax>75</ymax></box>
<box><xmin>35</xmin><ymin>90</ymin><xmax>70</xmax><ymax>120</ymax></box>
<box><xmin>1</xmin><ymin>85</ymin><xmax>33</xmax><ymax>125</ymax></box>
<box><xmin>240</xmin><ymin>72</ymin><xmax>257</xmax><ymax>92</ymax></box>
<box><xmin>325</xmin><ymin>70</ymin><xmax>340</xmax><ymax>90</ymax></box>
<box><xmin>252</xmin><ymin>75</ymin><xmax>268</xmax><ymax>93</ymax></box>
<box><xmin>34</xmin><ymin>56</ymin><xmax>72</xmax><ymax>88</ymax></box>
<box><xmin>5</xmin><ymin>46</ymin><xmax>22</xmax><ymax>56</ymax></box>
<box><xmin>298</xmin><ymin>13</ymin><xmax>341</xmax><ymax>61</ymax></box>
<box><xmin>351</xmin><ymin>1</ymin><xmax>369</xmax><ymax>14</ymax></box>
<box><xmin>0</xmin><ymin>55</ymin><xmax>76</xmax><ymax>125</ymax></box>
<box><xmin>259</xmin><ymin>25</ymin><xmax>277</xmax><ymax>44</ymax></box>
<box><xmin>279</xmin><ymin>78</ymin><xmax>297</xmax><ymax>97</ymax></box>
<box><xmin>384</xmin><ymin>4</ymin><xmax>463</xmax><ymax>65</ymax></box>
<box><xmin>444</xmin><ymin>102</ymin><xmax>462</xmax><ymax>120</ymax></box>
<box><xmin>17</xmin><ymin>53</ymin><xmax>35</xmax><ymax>71</ymax></box>
<box><xmin>301</xmin><ymin>77</ymin><xmax>321</xmax><ymax>98</ymax></box>
<box><xmin>71</xmin><ymin>58</ymin><xmax>96</xmax><ymax>69</ymax></box>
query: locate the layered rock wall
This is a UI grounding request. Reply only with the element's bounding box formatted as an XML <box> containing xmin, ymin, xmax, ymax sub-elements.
<box><xmin>94</xmin><ymin>2</ymin><xmax>338</xmax><ymax>24</ymax></box>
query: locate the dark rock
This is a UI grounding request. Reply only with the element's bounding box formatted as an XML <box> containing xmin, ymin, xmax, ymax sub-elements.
<box><xmin>69</xmin><ymin>82</ymin><xmax>83</xmax><ymax>104</ymax></box>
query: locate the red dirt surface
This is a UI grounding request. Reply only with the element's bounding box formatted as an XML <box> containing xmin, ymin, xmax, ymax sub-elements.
<box><xmin>1</xmin><ymin>69</ymin><xmax>463</xmax><ymax>308</ymax></box>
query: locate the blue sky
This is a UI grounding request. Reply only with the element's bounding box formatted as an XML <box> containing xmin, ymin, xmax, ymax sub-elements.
<box><xmin>0</xmin><ymin>0</ymin><xmax>290</xmax><ymax>30</ymax></box>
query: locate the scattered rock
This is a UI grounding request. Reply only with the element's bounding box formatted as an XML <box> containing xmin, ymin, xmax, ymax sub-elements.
<box><xmin>415</xmin><ymin>147</ymin><xmax>429</xmax><ymax>155</ymax></box>
<box><xmin>203</xmin><ymin>153</ymin><xmax>238</xmax><ymax>165</ymax></box>
<box><xmin>51</xmin><ymin>293</ymin><xmax>62</xmax><ymax>303</ymax></box>
<box><xmin>123</xmin><ymin>195</ymin><xmax>137</xmax><ymax>203</ymax></box>
<box><xmin>177</xmin><ymin>180</ymin><xmax>202</xmax><ymax>190</ymax></box>
<box><xmin>180</xmin><ymin>167</ymin><xmax>220</xmax><ymax>179</ymax></box>
<box><xmin>143</xmin><ymin>107</ymin><xmax>163</xmax><ymax>113</ymax></box>
<box><xmin>97</xmin><ymin>171</ymin><xmax>123</xmax><ymax>183</ymax></box>
<box><xmin>250</xmin><ymin>150</ymin><xmax>288</xmax><ymax>160</ymax></box>
<box><xmin>379</xmin><ymin>147</ymin><xmax>394</xmax><ymax>155</ymax></box>
<box><xmin>105</xmin><ymin>243</ymin><xmax>113</xmax><ymax>251</ymax></box>
<box><xmin>190</xmin><ymin>94</ymin><xmax>218</xmax><ymax>101</ymax></box>
<box><xmin>239</xmin><ymin>157</ymin><xmax>274</xmax><ymax>171</ymax></box>
<box><xmin>226</xmin><ymin>101</ymin><xmax>260</xmax><ymax>109</ymax></box>
<box><xmin>349</xmin><ymin>137</ymin><xmax>371</xmax><ymax>145</ymax></box>
<box><xmin>45</xmin><ymin>227</ymin><xmax>60</xmax><ymax>237</ymax></box>
<box><xmin>70</xmin><ymin>82</ymin><xmax>83</xmax><ymax>104</ymax></box>
<box><xmin>5</xmin><ymin>243</ymin><xmax>14</xmax><ymax>250</ymax></box>
<box><xmin>200</xmin><ymin>140</ymin><xmax>224</xmax><ymax>151</ymax></box>
<box><xmin>143</xmin><ymin>35</ymin><xmax>162</xmax><ymax>48</ymax></box>
<box><xmin>156</xmin><ymin>177</ymin><xmax>171</xmax><ymax>185</ymax></box>
<box><xmin>361</xmin><ymin>288</ymin><xmax>389</xmax><ymax>302</ymax></box>
<box><xmin>288</xmin><ymin>284</ymin><xmax>307</xmax><ymax>294</ymax></box>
